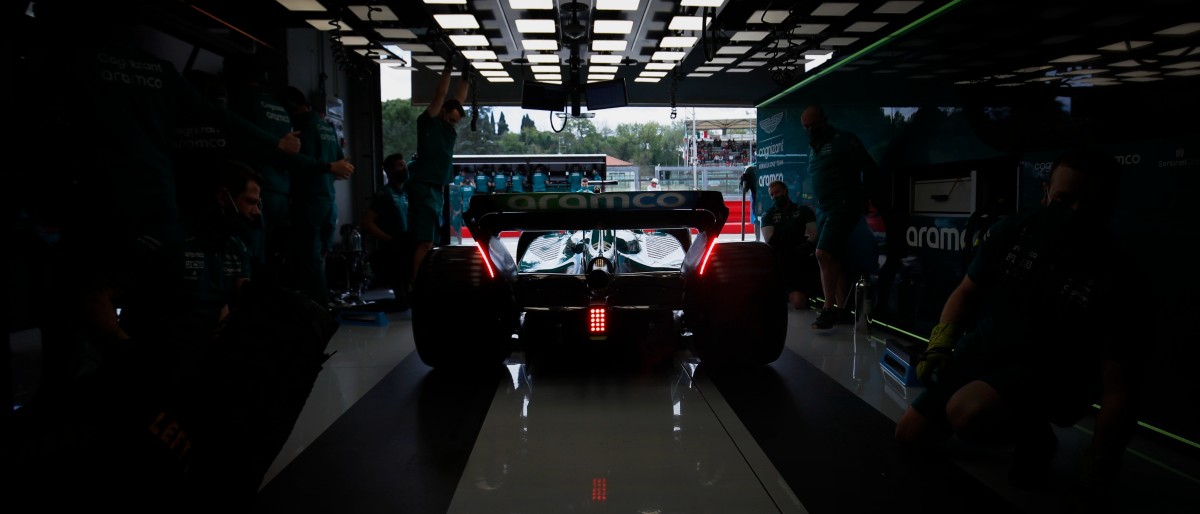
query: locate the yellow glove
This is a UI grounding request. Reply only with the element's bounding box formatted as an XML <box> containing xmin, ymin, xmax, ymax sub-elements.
<box><xmin>916</xmin><ymin>322</ymin><xmax>957</xmax><ymax>385</ymax></box>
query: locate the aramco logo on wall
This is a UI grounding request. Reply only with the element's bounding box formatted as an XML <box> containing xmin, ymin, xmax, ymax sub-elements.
<box><xmin>906</xmin><ymin>225</ymin><xmax>967</xmax><ymax>251</ymax></box>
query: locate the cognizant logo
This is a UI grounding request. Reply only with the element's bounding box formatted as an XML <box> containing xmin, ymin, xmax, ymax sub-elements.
<box><xmin>500</xmin><ymin>192</ymin><xmax>691</xmax><ymax>210</ymax></box>
<box><xmin>906</xmin><ymin>225</ymin><xmax>967</xmax><ymax>251</ymax></box>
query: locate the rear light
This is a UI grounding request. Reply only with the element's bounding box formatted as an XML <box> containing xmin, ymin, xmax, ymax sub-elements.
<box><xmin>588</xmin><ymin>306</ymin><xmax>607</xmax><ymax>336</ymax></box>
<box><xmin>591</xmin><ymin>477</ymin><xmax>607</xmax><ymax>502</ymax></box>
<box><xmin>474</xmin><ymin>241</ymin><xmax>495</xmax><ymax>279</ymax></box>
<box><xmin>698</xmin><ymin>240</ymin><xmax>718</xmax><ymax>276</ymax></box>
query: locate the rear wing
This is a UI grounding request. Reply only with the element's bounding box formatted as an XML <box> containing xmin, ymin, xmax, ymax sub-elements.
<box><xmin>464</xmin><ymin>191</ymin><xmax>729</xmax><ymax>241</ymax></box>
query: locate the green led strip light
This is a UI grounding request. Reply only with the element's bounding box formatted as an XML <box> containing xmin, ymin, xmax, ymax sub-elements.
<box><xmin>757</xmin><ymin>0</ymin><xmax>968</xmax><ymax>108</ymax></box>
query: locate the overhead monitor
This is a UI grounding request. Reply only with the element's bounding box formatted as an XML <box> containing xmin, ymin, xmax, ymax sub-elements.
<box><xmin>521</xmin><ymin>80</ymin><xmax>568</xmax><ymax>111</ymax></box>
<box><xmin>585</xmin><ymin>78</ymin><xmax>627</xmax><ymax>110</ymax></box>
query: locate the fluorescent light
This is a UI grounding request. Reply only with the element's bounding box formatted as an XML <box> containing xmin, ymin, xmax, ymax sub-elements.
<box><xmin>534</xmin><ymin>73</ymin><xmax>561</xmax><ymax>80</ymax></box>
<box><xmin>669</xmin><ymin>16</ymin><xmax>709</xmax><ymax>31</ymax></box>
<box><xmin>305</xmin><ymin>20</ymin><xmax>336</xmax><ymax>31</ymax></box>
<box><xmin>1108</xmin><ymin>60</ymin><xmax>1142</xmax><ymax>67</ymax></box>
<box><xmin>339</xmin><ymin>36</ymin><xmax>371</xmax><ymax>46</ymax></box>
<box><xmin>695</xmin><ymin>66</ymin><xmax>724</xmax><ymax>72</ymax></box>
<box><xmin>522</xmin><ymin>39</ymin><xmax>560</xmax><ymax>51</ymax></box>
<box><xmin>707</xmin><ymin>57</ymin><xmax>735</xmax><ymax>64</ymax></box>
<box><xmin>414</xmin><ymin>55</ymin><xmax>445</xmax><ymax>63</ymax></box>
<box><xmin>596</xmin><ymin>0</ymin><xmax>640</xmax><ymax>9</ymax></box>
<box><xmin>727</xmin><ymin>68</ymin><xmax>753</xmax><ymax>73</ymax></box>
<box><xmin>1167</xmin><ymin>69</ymin><xmax>1200</xmax><ymax>76</ymax></box>
<box><xmin>791</xmin><ymin>24</ymin><xmax>830</xmax><ymax>35</ymax></box>
<box><xmin>275</xmin><ymin>0</ymin><xmax>325</xmax><ymax>12</ymax></box>
<box><xmin>1116</xmin><ymin>70</ymin><xmax>1159</xmax><ymax>77</ymax></box>
<box><xmin>480</xmin><ymin>70</ymin><xmax>509</xmax><ymax>77</ymax></box>
<box><xmin>509</xmin><ymin>0</ymin><xmax>553</xmax><ymax>8</ymax></box>
<box><xmin>820</xmin><ymin>37</ymin><xmax>859</xmax><ymax>46</ymax></box>
<box><xmin>472</xmin><ymin>61</ymin><xmax>504</xmax><ymax>69</ymax></box>
<box><xmin>716</xmin><ymin>46</ymin><xmax>753</xmax><ymax>54</ymax></box>
<box><xmin>730</xmin><ymin>31</ymin><xmax>770</xmax><ymax>41</ymax></box>
<box><xmin>532</xmin><ymin>65</ymin><xmax>560</xmax><ymax>73</ymax></box>
<box><xmin>747</xmin><ymin>10</ymin><xmax>791</xmax><ymax>24</ymax></box>
<box><xmin>593</xmin><ymin>40</ymin><xmax>629</xmax><ymax>52</ymax></box>
<box><xmin>1156</xmin><ymin>22</ymin><xmax>1200</xmax><ymax>35</ymax></box>
<box><xmin>487</xmin><ymin>77</ymin><xmax>515</xmax><ymax>83</ymax></box>
<box><xmin>645</xmin><ymin>62</ymin><xmax>676</xmax><ymax>70</ymax></box>
<box><xmin>1163</xmin><ymin>61</ymin><xmax>1200</xmax><ymax>69</ymax></box>
<box><xmin>423</xmin><ymin>0</ymin><xmax>466</xmax><ymax>3</ymax></box>
<box><xmin>682</xmin><ymin>0</ymin><xmax>724</xmax><ymax>6</ymax></box>
<box><xmin>1050</xmin><ymin>54</ymin><xmax>1100</xmax><ymax>63</ymax></box>
<box><xmin>660</xmin><ymin>36</ymin><xmax>697</xmax><ymax>48</ymax></box>
<box><xmin>461</xmin><ymin>50</ymin><xmax>498</xmax><ymax>60</ymax></box>
<box><xmin>434</xmin><ymin>14</ymin><xmax>480</xmax><ymax>29</ymax></box>
<box><xmin>874</xmin><ymin>1</ymin><xmax>922</xmax><ymax>14</ymax></box>
<box><xmin>590</xmin><ymin>65</ymin><xmax>619</xmax><ymax>73</ymax></box>
<box><xmin>687</xmin><ymin>73</ymin><xmax>713</xmax><ymax>77</ymax></box>
<box><xmin>652</xmin><ymin>51</ymin><xmax>686</xmax><ymax>61</ymax></box>
<box><xmin>590</xmin><ymin>54</ymin><xmax>623</xmax><ymax>64</ymax></box>
<box><xmin>594</xmin><ymin>20</ymin><xmax>634</xmax><ymax>34</ymax></box>
<box><xmin>376</xmin><ymin>28</ymin><xmax>417</xmax><ymax>39</ymax></box>
<box><xmin>1160</xmin><ymin>47</ymin><xmax>1200</xmax><ymax>57</ymax></box>
<box><xmin>516</xmin><ymin>19</ymin><xmax>556</xmax><ymax>33</ymax></box>
<box><xmin>640</xmin><ymin>71</ymin><xmax>667</xmax><ymax>77</ymax></box>
<box><xmin>450</xmin><ymin>34</ymin><xmax>490</xmax><ymax>47</ymax></box>
<box><xmin>1014</xmin><ymin>65</ymin><xmax>1053</xmax><ymax>73</ymax></box>
<box><xmin>634</xmin><ymin>77</ymin><xmax>661</xmax><ymax>83</ymax></box>
<box><xmin>1061</xmin><ymin>68</ymin><xmax>1106</xmax><ymax>75</ymax></box>
<box><xmin>589</xmin><ymin>74</ymin><xmax>615</xmax><ymax>80</ymax></box>
<box><xmin>1098</xmin><ymin>41</ymin><xmax>1151</xmax><ymax>51</ymax></box>
<box><xmin>737</xmin><ymin>61</ymin><xmax>766</xmax><ymax>67</ymax></box>
<box><xmin>1124</xmin><ymin>77</ymin><xmax>1163</xmax><ymax>82</ymax></box>
<box><xmin>811</xmin><ymin>3</ymin><xmax>859</xmax><ymax>16</ymax></box>
<box><xmin>349</xmin><ymin>5</ymin><xmax>397</xmax><ymax>21</ymax></box>
<box><xmin>846</xmin><ymin>21</ymin><xmax>887</xmax><ymax>32</ymax></box>
<box><xmin>527</xmin><ymin>54</ymin><xmax>561</xmax><ymax>63</ymax></box>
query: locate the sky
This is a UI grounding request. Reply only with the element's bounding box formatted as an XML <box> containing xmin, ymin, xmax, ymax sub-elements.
<box><xmin>379</xmin><ymin>65</ymin><xmax>756</xmax><ymax>133</ymax></box>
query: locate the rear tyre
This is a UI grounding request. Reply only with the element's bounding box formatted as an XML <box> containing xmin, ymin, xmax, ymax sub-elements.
<box><xmin>684</xmin><ymin>242</ymin><xmax>786</xmax><ymax>368</ymax></box>
<box><xmin>412</xmin><ymin>246</ymin><xmax>516</xmax><ymax>370</ymax></box>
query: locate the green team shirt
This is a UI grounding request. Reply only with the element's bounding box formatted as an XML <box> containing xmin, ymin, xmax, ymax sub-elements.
<box><xmin>290</xmin><ymin>110</ymin><xmax>343</xmax><ymax>201</ymax></box>
<box><xmin>227</xmin><ymin>86</ymin><xmax>295</xmax><ymax>196</ymax></box>
<box><xmin>369</xmin><ymin>184</ymin><xmax>409</xmax><ymax>238</ymax></box>
<box><xmin>762</xmin><ymin>198</ymin><xmax>816</xmax><ymax>254</ymax></box>
<box><xmin>808</xmin><ymin>127</ymin><xmax>877</xmax><ymax>209</ymax></box>
<box><xmin>411</xmin><ymin>111</ymin><xmax>458</xmax><ymax>185</ymax></box>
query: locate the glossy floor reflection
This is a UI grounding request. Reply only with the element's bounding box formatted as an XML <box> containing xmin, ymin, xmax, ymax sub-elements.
<box><xmin>258</xmin><ymin>280</ymin><xmax>1200</xmax><ymax>514</ymax></box>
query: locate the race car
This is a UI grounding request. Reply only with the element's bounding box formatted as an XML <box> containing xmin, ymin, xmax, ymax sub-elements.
<box><xmin>411</xmin><ymin>190</ymin><xmax>786</xmax><ymax>371</ymax></box>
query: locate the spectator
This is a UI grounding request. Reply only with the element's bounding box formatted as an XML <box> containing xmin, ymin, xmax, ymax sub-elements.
<box><xmin>647</xmin><ymin>178</ymin><xmax>661</xmax><ymax>191</ymax></box>
<box><xmin>801</xmin><ymin>105</ymin><xmax>880</xmax><ymax>329</ymax></box>
<box><xmin>895</xmin><ymin>149</ymin><xmax>1145</xmax><ymax>503</ymax></box>
<box><xmin>760</xmin><ymin>181</ymin><xmax>819</xmax><ymax>310</ymax></box>
<box><xmin>408</xmin><ymin>61</ymin><xmax>470</xmax><ymax>283</ymax></box>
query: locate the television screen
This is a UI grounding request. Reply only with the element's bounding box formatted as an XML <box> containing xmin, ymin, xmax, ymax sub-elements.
<box><xmin>521</xmin><ymin>81</ymin><xmax>567</xmax><ymax>111</ymax></box>
<box><xmin>585</xmin><ymin>79</ymin><xmax>627</xmax><ymax>110</ymax></box>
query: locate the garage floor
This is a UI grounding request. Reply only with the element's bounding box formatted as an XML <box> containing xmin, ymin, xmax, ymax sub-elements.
<box><xmin>254</xmin><ymin>278</ymin><xmax>1200</xmax><ymax>513</ymax></box>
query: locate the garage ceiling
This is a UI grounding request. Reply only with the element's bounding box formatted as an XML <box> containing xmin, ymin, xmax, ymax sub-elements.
<box><xmin>166</xmin><ymin>1</ymin><xmax>1200</xmax><ymax>108</ymax></box>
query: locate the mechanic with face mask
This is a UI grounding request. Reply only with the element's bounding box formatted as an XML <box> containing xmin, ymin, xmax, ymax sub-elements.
<box><xmin>760</xmin><ymin>181</ymin><xmax>819</xmax><ymax>310</ymax></box>
<box><xmin>894</xmin><ymin>149</ymin><xmax>1147</xmax><ymax>506</ymax></box>
<box><xmin>408</xmin><ymin>60</ymin><xmax>471</xmax><ymax>283</ymax></box>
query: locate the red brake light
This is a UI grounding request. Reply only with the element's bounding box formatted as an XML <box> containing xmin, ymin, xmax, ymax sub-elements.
<box><xmin>588</xmin><ymin>306</ymin><xmax>607</xmax><ymax>334</ymax></box>
<box><xmin>475</xmin><ymin>241</ymin><xmax>495</xmax><ymax>279</ymax></box>
<box><xmin>698</xmin><ymin>240</ymin><xmax>718</xmax><ymax>275</ymax></box>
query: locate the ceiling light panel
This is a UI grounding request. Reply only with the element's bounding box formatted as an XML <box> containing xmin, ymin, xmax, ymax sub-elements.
<box><xmin>695</xmin><ymin>66</ymin><xmax>724</xmax><ymax>72</ymax></box>
<box><xmin>532</xmin><ymin>65</ymin><xmax>561</xmax><ymax>73</ymax></box>
<box><xmin>635</xmin><ymin>77</ymin><xmax>661</xmax><ymax>82</ymax></box>
<box><xmin>509</xmin><ymin>0</ymin><xmax>553</xmax><ymax>8</ymax></box>
<box><xmin>350</xmin><ymin>5</ymin><xmax>397</xmax><ymax>21</ymax></box>
<box><xmin>660</xmin><ymin>36</ymin><xmax>698</xmax><ymax>48</ymax></box>
<box><xmin>434</xmin><ymin>14</ymin><xmax>480</xmax><ymax>29</ymax></box>
<box><xmin>276</xmin><ymin>0</ymin><xmax>325</xmax><ymax>11</ymax></box>
<box><xmin>462</xmin><ymin>50</ymin><xmax>499</xmax><ymax>59</ymax></box>
<box><xmin>1050</xmin><ymin>54</ymin><xmax>1100</xmax><ymax>63</ymax></box>
<box><xmin>534</xmin><ymin>73</ymin><xmax>562</xmax><ymax>80</ymax></box>
<box><xmin>596</xmin><ymin>0</ymin><xmax>640</xmax><ymax>9</ymax></box>
<box><xmin>1163</xmin><ymin>61</ymin><xmax>1200</xmax><ymax>69</ymax></box>
<box><xmin>1117</xmin><ymin>70</ymin><xmax>1159</xmax><ymax>77</ymax></box>
<box><xmin>424</xmin><ymin>0</ymin><xmax>466</xmax><ymax>3</ymax></box>
<box><xmin>1098</xmin><ymin>41</ymin><xmax>1152</xmax><ymax>51</ymax></box>
<box><xmin>727</xmin><ymin>68</ymin><xmax>753</xmax><ymax>72</ymax></box>
<box><xmin>376</xmin><ymin>28</ymin><xmax>417</xmax><ymax>39</ymax></box>
<box><xmin>812</xmin><ymin>3</ymin><xmax>859</xmax><ymax>16</ymax></box>
<box><xmin>590</xmin><ymin>65</ymin><xmax>619</xmax><ymax>73</ymax></box>
<box><xmin>688</xmin><ymin>72</ymin><xmax>713</xmax><ymax>77</ymax></box>
<box><xmin>525</xmin><ymin>54</ymin><xmax>560</xmax><ymax>63</ymax></box>
<box><xmin>516</xmin><ymin>19</ymin><xmax>556</xmax><ymax>33</ymax></box>
<box><xmin>846</xmin><ymin>21</ymin><xmax>887</xmax><ymax>32</ymax></box>
<box><xmin>392</xmin><ymin>43</ymin><xmax>433</xmax><ymax>53</ymax></box>
<box><xmin>716</xmin><ymin>46</ymin><xmax>753</xmax><ymax>54</ymax></box>
<box><xmin>414</xmin><ymin>55</ymin><xmax>446</xmax><ymax>63</ymax></box>
<box><xmin>590</xmin><ymin>54</ymin><xmax>623</xmax><ymax>63</ymax></box>
<box><xmin>670</xmin><ymin>16</ymin><xmax>710</xmax><ymax>31</ymax></box>
<box><xmin>589</xmin><ymin>74</ymin><xmax>616</xmax><ymax>80</ymax></box>
<box><xmin>1160</xmin><ymin>47</ymin><xmax>1200</xmax><ymax>57</ymax></box>
<box><xmin>792</xmin><ymin>24</ymin><xmax>831</xmax><ymax>35</ymax></box>
<box><xmin>339</xmin><ymin>36</ymin><xmax>371</xmax><ymax>46</ymax></box>
<box><xmin>1167</xmin><ymin>69</ymin><xmax>1200</xmax><ymax>76</ymax></box>
<box><xmin>1156</xmin><ymin>22</ymin><xmax>1200</xmax><ymax>36</ymax></box>
<box><xmin>593</xmin><ymin>40</ymin><xmax>629</xmax><ymax>51</ymax></box>
<box><xmin>747</xmin><ymin>10</ymin><xmax>791</xmax><ymax>24</ymax></box>
<box><xmin>731</xmin><ymin>31</ymin><xmax>770</xmax><ymax>41</ymax></box>
<box><xmin>522</xmin><ymin>39</ymin><xmax>560</xmax><ymax>51</ymax></box>
<box><xmin>594</xmin><ymin>20</ymin><xmax>634</xmax><ymax>34</ymax></box>
<box><xmin>707</xmin><ymin>57</ymin><xmax>736</xmax><ymax>64</ymax></box>
<box><xmin>640</xmin><ymin>71</ymin><xmax>668</xmax><ymax>77</ymax></box>
<box><xmin>1108</xmin><ymin>59</ymin><xmax>1142</xmax><ymax>67</ymax></box>
<box><xmin>472</xmin><ymin>61</ymin><xmax>504</xmax><ymax>69</ymax></box>
<box><xmin>480</xmin><ymin>70</ymin><xmax>509</xmax><ymax>76</ymax></box>
<box><xmin>305</xmin><ymin>20</ymin><xmax>336</xmax><ymax>31</ymax></box>
<box><xmin>652</xmin><ymin>51</ymin><xmax>686</xmax><ymax>61</ymax></box>
<box><xmin>875</xmin><ymin>1</ymin><xmax>923</xmax><ymax>14</ymax></box>
<box><xmin>821</xmin><ymin>37</ymin><xmax>860</xmax><ymax>46</ymax></box>
<box><xmin>681</xmin><ymin>0</ymin><xmax>725</xmax><ymax>7</ymax></box>
<box><xmin>450</xmin><ymin>35</ymin><xmax>491</xmax><ymax>47</ymax></box>
<box><xmin>645</xmin><ymin>62</ymin><xmax>676</xmax><ymax>70</ymax></box>
<box><xmin>737</xmin><ymin>61</ymin><xmax>766</xmax><ymax>67</ymax></box>
<box><xmin>487</xmin><ymin>76</ymin><xmax>515</xmax><ymax>82</ymax></box>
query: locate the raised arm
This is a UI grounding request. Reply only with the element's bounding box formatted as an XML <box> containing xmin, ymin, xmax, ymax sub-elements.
<box><xmin>453</xmin><ymin>65</ymin><xmax>470</xmax><ymax>105</ymax></box>
<box><xmin>426</xmin><ymin>61</ymin><xmax>454</xmax><ymax>118</ymax></box>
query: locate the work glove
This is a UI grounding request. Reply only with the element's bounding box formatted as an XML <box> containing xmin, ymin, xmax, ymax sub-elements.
<box><xmin>916</xmin><ymin>322</ymin><xmax>957</xmax><ymax>386</ymax></box>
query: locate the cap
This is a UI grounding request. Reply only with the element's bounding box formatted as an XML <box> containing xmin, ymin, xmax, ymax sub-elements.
<box><xmin>651</xmin><ymin>178</ymin><xmax>659</xmax><ymax>183</ymax></box>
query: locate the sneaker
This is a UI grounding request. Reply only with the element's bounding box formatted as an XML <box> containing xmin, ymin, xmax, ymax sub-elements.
<box><xmin>812</xmin><ymin>309</ymin><xmax>836</xmax><ymax>329</ymax></box>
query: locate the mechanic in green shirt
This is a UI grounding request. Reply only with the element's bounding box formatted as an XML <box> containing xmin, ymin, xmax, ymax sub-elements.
<box><xmin>361</xmin><ymin>154</ymin><xmax>414</xmax><ymax>310</ymax></box>
<box><xmin>761</xmin><ymin>181</ymin><xmax>819</xmax><ymax>311</ymax></box>
<box><xmin>408</xmin><ymin>61</ymin><xmax>470</xmax><ymax>282</ymax></box>
<box><xmin>278</xmin><ymin>86</ymin><xmax>348</xmax><ymax>307</ymax></box>
<box><xmin>895</xmin><ymin>149</ymin><xmax>1146</xmax><ymax>504</ymax></box>
<box><xmin>801</xmin><ymin>105</ymin><xmax>880</xmax><ymax>329</ymax></box>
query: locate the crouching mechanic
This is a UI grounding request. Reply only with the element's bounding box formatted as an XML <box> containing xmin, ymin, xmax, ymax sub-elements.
<box><xmin>894</xmin><ymin>148</ymin><xmax>1147</xmax><ymax>505</ymax></box>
